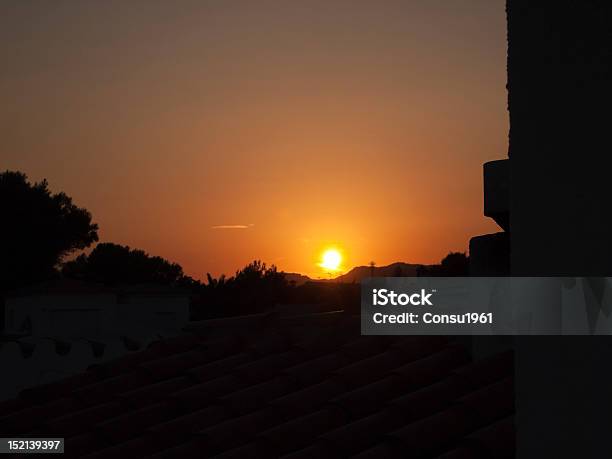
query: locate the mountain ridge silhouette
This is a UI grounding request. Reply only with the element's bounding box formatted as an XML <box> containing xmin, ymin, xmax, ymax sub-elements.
<box><xmin>283</xmin><ymin>262</ymin><xmax>430</xmax><ymax>285</ymax></box>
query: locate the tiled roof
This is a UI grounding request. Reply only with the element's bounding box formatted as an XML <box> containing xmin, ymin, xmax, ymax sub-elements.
<box><xmin>0</xmin><ymin>311</ymin><xmax>514</xmax><ymax>458</ymax></box>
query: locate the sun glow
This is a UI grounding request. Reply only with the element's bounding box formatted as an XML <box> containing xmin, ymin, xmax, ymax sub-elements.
<box><xmin>319</xmin><ymin>248</ymin><xmax>343</xmax><ymax>272</ymax></box>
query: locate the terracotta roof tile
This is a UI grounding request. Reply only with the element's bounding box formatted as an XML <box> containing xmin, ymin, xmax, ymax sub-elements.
<box><xmin>281</xmin><ymin>353</ymin><xmax>353</xmax><ymax>387</ymax></box>
<box><xmin>197</xmin><ymin>408</ymin><xmax>280</xmax><ymax>455</ymax></box>
<box><xmin>256</xmin><ymin>406</ymin><xmax>348</xmax><ymax>456</ymax></box>
<box><xmin>0</xmin><ymin>397</ymin><xmax>32</xmax><ymax>417</ymax></box>
<box><xmin>218</xmin><ymin>374</ymin><xmax>294</xmax><ymax>415</ymax></box>
<box><xmin>0</xmin><ymin>397</ymin><xmax>82</xmax><ymax>436</ymax></box>
<box><xmin>138</xmin><ymin>349</ymin><xmax>214</xmax><ymax>381</ymax></box>
<box><xmin>87</xmin><ymin>350</ymin><xmax>166</xmax><ymax>379</ymax></box>
<box><xmin>95</xmin><ymin>400</ymin><xmax>179</xmax><ymax>443</ymax></box>
<box><xmin>44</xmin><ymin>401</ymin><xmax>125</xmax><ymax>438</ymax></box>
<box><xmin>146</xmin><ymin>436</ymin><xmax>210</xmax><ymax>459</ymax></box>
<box><xmin>280</xmin><ymin>442</ymin><xmax>339</xmax><ymax>459</ymax></box>
<box><xmin>332</xmin><ymin>348</ymin><xmax>407</xmax><ymax>388</ymax></box>
<box><xmin>151</xmin><ymin>334</ymin><xmax>204</xmax><ymax>353</ymax></box>
<box><xmin>329</xmin><ymin>374</ymin><xmax>406</xmax><ymax>419</ymax></box>
<box><xmin>62</xmin><ymin>432</ymin><xmax>110</xmax><ymax>459</ymax></box>
<box><xmin>270</xmin><ymin>379</ymin><xmax>346</xmax><ymax>420</ymax></box>
<box><xmin>17</xmin><ymin>371</ymin><xmax>101</xmax><ymax>403</ymax></box>
<box><xmin>390</xmin><ymin>345</ymin><xmax>470</xmax><ymax>386</ymax></box>
<box><xmin>2</xmin><ymin>312</ymin><xmax>515</xmax><ymax>457</ymax></box>
<box><xmin>461</xmin><ymin>416</ymin><xmax>515</xmax><ymax>459</ymax></box>
<box><xmin>389</xmin><ymin>336</ymin><xmax>450</xmax><ymax>359</ymax></box>
<box><xmin>186</xmin><ymin>352</ymin><xmax>252</xmax><ymax>382</ymax></box>
<box><xmin>117</xmin><ymin>375</ymin><xmax>194</xmax><ymax>408</ymax></box>
<box><xmin>436</xmin><ymin>447</ymin><xmax>479</xmax><ymax>459</ymax></box>
<box><xmin>319</xmin><ymin>410</ymin><xmax>399</xmax><ymax>457</ymax></box>
<box><xmin>184</xmin><ymin>312</ymin><xmax>270</xmax><ymax>336</ymax></box>
<box><xmin>386</xmin><ymin>409</ymin><xmax>474</xmax><ymax>457</ymax></box>
<box><xmin>243</xmin><ymin>331</ymin><xmax>292</xmax><ymax>356</ymax></box>
<box><xmin>147</xmin><ymin>405</ymin><xmax>231</xmax><ymax>449</ymax></box>
<box><xmin>81</xmin><ymin>434</ymin><xmax>160</xmax><ymax>459</ymax></box>
<box><xmin>340</xmin><ymin>336</ymin><xmax>395</xmax><ymax>360</ymax></box>
<box><xmin>210</xmin><ymin>441</ymin><xmax>271</xmax><ymax>459</ymax></box>
<box><xmin>231</xmin><ymin>351</ymin><xmax>307</xmax><ymax>384</ymax></box>
<box><xmin>451</xmin><ymin>350</ymin><xmax>514</xmax><ymax>389</ymax></box>
<box><xmin>352</xmin><ymin>441</ymin><xmax>404</xmax><ymax>459</ymax></box>
<box><xmin>171</xmin><ymin>375</ymin><xmax>244</xmax><ymax>410</ymax></box>
<box><xmin>72</xmin><ymin>371</ymin><xmax>152</xmax><ymax>406</ymax></box>
<box><xmin>386</xmin><ymin>379</ymin><xmax>514</xmax><ymax>458</ymax></box>
<box><xmin>454</xmin><ymin>377</ymin><xmax>514</xmax><ymax>426</ymax></box>
<box><xmin>390</xmin><ymin>378</ymin><xmax>469</xmax><ymax>419</ymax></box>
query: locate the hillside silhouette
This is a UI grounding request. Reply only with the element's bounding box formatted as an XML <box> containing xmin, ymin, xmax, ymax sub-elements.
<box><xmin>333</xmin><ymin>262</ymin><xmax>426</xmax><ymax>283</ymax></box>
<box><xmin>279</xmin><ymin>263</ymin><xmax>426</xmax><ymax>285</ymax></box>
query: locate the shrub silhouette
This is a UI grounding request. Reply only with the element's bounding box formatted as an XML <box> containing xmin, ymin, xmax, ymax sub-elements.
<box><xmin>417</xmin><ymin>252</ymin><xmax>469</xmax><ymax>276</ymax></box>
<box><xmin>194</xmin><ymin>260</ymin><xmax>290</xmax><ymax>318</ymax></box>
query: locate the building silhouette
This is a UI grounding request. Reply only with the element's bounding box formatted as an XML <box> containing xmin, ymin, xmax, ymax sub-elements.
<box><xmin>471</xmin><ymin>1</ymin><xmax>612</xmax><ymax>457</ymax></box>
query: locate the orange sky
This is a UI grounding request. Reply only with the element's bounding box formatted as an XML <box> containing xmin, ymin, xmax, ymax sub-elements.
<box><xmin>1</xmin><ymin>0</ymin><xmax>506</xmax><ymax>279</ymax></box>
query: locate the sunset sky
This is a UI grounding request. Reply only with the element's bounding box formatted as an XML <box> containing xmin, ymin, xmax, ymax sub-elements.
<box><xmin>1</xmin><ymin>0</ymin><xmax>506</xmax><ymax>279</ymax></box>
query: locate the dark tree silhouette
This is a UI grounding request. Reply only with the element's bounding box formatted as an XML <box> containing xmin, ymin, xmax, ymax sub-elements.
<box><xmin>0</xmin><ymin>171</ymin><xmax>98</xmax><ymax>293</ymax></box>
<box><xmin>232</xmin><ymin>260</ymin><xmax>286</xmax><ymax>291</ymax></box>
<box><xmin>193</xmin><ymin>260</ymin><xmax>289</xmax><ymax>318</ymax></box>
<box><xmin>62</xmin><ymin>242</ymin><xmax>187</xmax><ymax>286</ymax></box>
<box><xmin>417</xmin><ymin>252</ymin><xmax>469</xmax><ymax>277</ymax></box>
<box><xmin>439</xmin><ymin>251</ymin><xmax>469</xmax><ymax>275</ymax></box>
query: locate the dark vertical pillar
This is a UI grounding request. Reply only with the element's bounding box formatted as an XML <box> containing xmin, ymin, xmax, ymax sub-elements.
<box><xmin>509</xmin><ymin>1</ymin><xmax>612</xmax><ymax>276</ymax></box>
<box><xmin>507</xmin><ymin>1</ymin><xmax>612</xmax><ymax>457</ymax></box>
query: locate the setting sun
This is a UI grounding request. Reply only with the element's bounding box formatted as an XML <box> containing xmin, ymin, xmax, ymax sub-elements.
<box><xmin>319</xmin><ymin>248</ymin><xmax>342</xmax><ymax>272</ymax></box>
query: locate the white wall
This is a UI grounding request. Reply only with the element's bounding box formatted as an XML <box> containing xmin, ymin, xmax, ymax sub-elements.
<box><xmin>1</xmin><ymin>291</ymin><xmax>191</xmax><ymax>401</ymax></box>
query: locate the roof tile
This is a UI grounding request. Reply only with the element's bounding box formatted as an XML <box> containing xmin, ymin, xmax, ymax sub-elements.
<box><xmin>318</xmin><ymin>410</ymin><xmax>399</xmax><ymax>457</ymax></box>
<box><xmin>210</xmin><ymin>441</ymin><xmax>271</xmax><ymax>459</ymax></box>
<box><xmin>197</xmin><ymin>408</ymin><xmax>280</xmax><ymax>455</ymax></box>
<box><xmin>461</xmin><ymin>416</ymin><xmax>515</xmax><ymax>459</ymax></box>
<box><xmin>72</xmin><ymin>371</ymin><xmax>152</xmax><ymax>406</ymax></box>
<box><xmin>62</xmin><ymin>432</ymin><xmax>110</xmax><ymax>459</ymax></box>
<box><xmin>138</xmin><ymin>349</ymin><xmax>213</xmax><ymax>381</ymax></box>
<box><xmin>454</xmin><ymin>377</ymin><xmax>514</xmax><ymax>425</ymax></box>
<box><xmin>18</xmin><ymin>371</ymin><xmax>101</xmax><ymax>403</ymax></box>
<box><xmin>81</xmin><ymin>434</ymin><xmax>160</xmax><ymax>459</ymax></box>
<box><xmin>257</xmin><ymin>406</ymin><xmax>348</xmax><ymax>456</ymax></box>
<box><xmin>270</xmin><ymin>380</ymin><xmax>346</xmax><ymax>420</ymax></box>
<box><xmin>186</xmin><ymin>352</ymin><xmax>252</xmax><ymax>383</ymax></box>
<box><xmin>436</xmin><ymin>447</ymin><xmax>479</xmax><ymax>459</ymax></box>
<box><xmin>171</xmin><ymin>375</ymin><xmax>244</xmax><ymax>410</ymax></box>
<box><xmin>391</xmin><ymin>345</ymin><xmax>470</xmax><ymax>386</ymax></box>
<box><xmin>95</xmin><ymin>400</ymin><xmax>179</xmax><ymax>443</ymax></box>
<box><xmin>333</xmin><ymin>349</ymin><xmax>407</xmax><ymax>388</ymax></box>
<box><xmin>147</xmin><ymin>405</ymin><xmax>231</xmax><ymax>449</ymax></box>
<box><xmin>352</xmin><ymin>440</ymin><xmax>404</xmax><ymax>459</ymax></box>
<box><xmin>0</xmin><ymin>397</ymin><xmax>82</xmax><ymax>436</ymax></box>
<box><xmin>44</xmin><ymin>401</ymin><xmax>125</xmax><ymax>438</ymax></box>
<box><xmin>280</xmin><ymin>443</ymin><xmax>340</xmax><ymax>459</ymax></box>
<box><xmin>146</xmin><ymin>437</ymin><xmax>210</xmax><ymax>459</ymax></box>
<box><xmin>281</xmin><ymin>353</ymin><xmax>353</xmax><ymax>388</ymax></box>
<box><xmin>451</xmin><ymin>350</ymin><xmax>513</xmax><ymax>390</ymax></box>
<box><xmin>232</xmin><ymin>351</ymin><xmax>307</xmax><ymax>384</ymax></box>
<box><xmin>218</xmin><ymin>374</ymin><xmax>294</xmax><ymax>415</ymax></box>
<box><xmin>117</xmin><ymin>376</ymin><xmax>194</xmax><ymax>409</ymax></box>
<box><xmin>387</xmin><ymin>409</ymin><xmax>474</xmax><ymax>457</ymax></box>
<box><xmin>1</xmin><ymin>312</ymin><xmax>515</xmax><ymax>458</ymax></box>
<box><xmin>329</xmin><ymin>375</ymin><xmax>406</xmax><ymax>419</ymax></box>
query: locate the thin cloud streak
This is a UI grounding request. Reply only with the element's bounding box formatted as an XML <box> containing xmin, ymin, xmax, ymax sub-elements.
<box><xmin>211</xmin><ymin>224</ymin><xmax>254</xmax><ymax>229</ymax></box>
